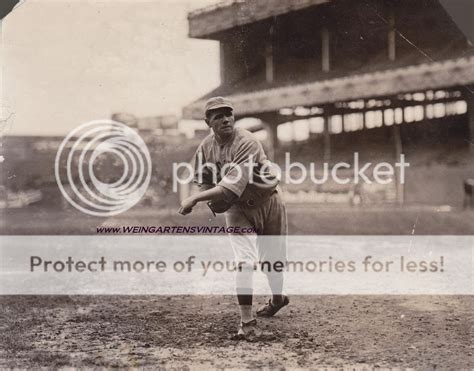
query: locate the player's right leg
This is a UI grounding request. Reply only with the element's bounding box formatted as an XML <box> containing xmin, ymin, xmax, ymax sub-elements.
<box><xmin>225</xmin><ymin>206</ymin><xmax>260</xmax><ymax>336</ymax></box>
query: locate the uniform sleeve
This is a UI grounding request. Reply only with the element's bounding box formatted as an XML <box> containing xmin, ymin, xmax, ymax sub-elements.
<box><xmin>217</xmin><ymin>138</ymin><xmax>266</xmax><ymax>198</ymax></box>
<box><xmin>218</xmin><ymin>185</ymin><xmax>239</xmax><ymax>203</ymax></box>
<box><xmin>192</xmin><ymin>146</ymin><xmax>216</xmax><ymax>187</ymax></box>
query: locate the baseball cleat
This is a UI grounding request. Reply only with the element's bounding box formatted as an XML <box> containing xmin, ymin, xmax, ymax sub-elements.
<box><xmin>256</xmin><ymin>295</ymin><xmax>289</xmax><ymax>317</ymax></box>
<box><xmin>237</xmin><ymin>319</ymin><xmax>262</xmax><ymax>336</ymax></box>
<box><xmin>231</xmin><ymin>318</ymin><xmax>266</xmax><ymax>340</ymax></box>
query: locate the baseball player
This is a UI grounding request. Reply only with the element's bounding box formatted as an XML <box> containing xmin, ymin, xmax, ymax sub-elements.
<box><xmin>178</xmin><ymin>96</ymin><xmax>289</xmax><ymax>338</ymax></box>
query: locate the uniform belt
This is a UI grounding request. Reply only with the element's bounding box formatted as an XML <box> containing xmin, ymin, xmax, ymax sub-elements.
<box><xmin>236</xmin><ymin>189</ymin><xmax>277</xmax><ymax>208</ymax></box>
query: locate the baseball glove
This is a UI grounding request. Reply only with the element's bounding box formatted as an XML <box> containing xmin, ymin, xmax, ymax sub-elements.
<box><xmin>207</xmin><ymin>199</ymin><xmax>232</xmax><ymax>214</ymax></box>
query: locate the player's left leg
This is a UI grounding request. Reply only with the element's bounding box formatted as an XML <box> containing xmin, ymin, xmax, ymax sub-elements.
<box><xmin>256</xmin><ymin>191</ymin><xmax>289</xmax><ymax>317</ymax></box>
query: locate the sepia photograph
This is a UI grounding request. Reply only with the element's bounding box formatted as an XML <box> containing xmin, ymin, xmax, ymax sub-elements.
<box><xmin>0</xmin><ymin>0</ymin><xmax>473</xmax><ymax>369</ymax></box>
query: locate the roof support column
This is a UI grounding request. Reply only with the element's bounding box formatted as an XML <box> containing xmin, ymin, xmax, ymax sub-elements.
<box><xmin>388</xmin><ymin>7</ymin><xmax>396</xmax><ymax>61</ymax></box>
<box><xmin>260</xmin><ymin>120</ymin><xmax>278</xmax><ymax>160</ymax></box>
<box><xmin>323</xmin><ymin>106</ymin><xmax>331</xmax><ymax>161</ymax></box>
<box><xmin>466</xmin><ymin>88</ymin><xmax>474</xmax><ymax>151</ymax></box>
<box><xmin>321</xmin><ymin>27</ymin><xmax>330</xmax><ymax>72</ymax></box>
<box><xmin>265</xmin><ymin>25</ymin><xmax>274</xmax><ymax>83</ymax></box>
<box><xmin>362</xmin><ymin>101</ymin><xmax>366</xmax><ymax>129</ymax></box>
<box><xmin>219</xmin><ymin>42</ymin><xmax>226</xmax><ymax>84</ymax></box>
<box><xmin>392</xmin><ymin>112</ymin><xmax>404</xmax><ymax>204</ymax></box>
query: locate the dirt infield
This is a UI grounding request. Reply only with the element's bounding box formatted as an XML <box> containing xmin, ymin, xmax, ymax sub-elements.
<box><xmin>0</xmin><ymin>295</ymin><xmax>472</xmax><ymax>369</ymax></box>
<box><xmin>1</xmin><ymin>206</ymin><xmax>472</xmax><ymax>368</ymax></box>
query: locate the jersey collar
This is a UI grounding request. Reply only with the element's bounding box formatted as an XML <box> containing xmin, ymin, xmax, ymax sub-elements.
<box><xmin>214</xmin><ymin>127</ymin><xmax>236</xmax><ymax>146</ymax></box>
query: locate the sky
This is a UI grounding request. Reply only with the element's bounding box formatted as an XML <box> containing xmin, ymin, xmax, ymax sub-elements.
<box><xmin>1</xmin><ymin>0</ymin><xmax>220</xmax><ymax>136</ymax></box>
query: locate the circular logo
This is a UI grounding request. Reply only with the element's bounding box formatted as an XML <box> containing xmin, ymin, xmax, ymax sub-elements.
<box><xmin>55</xmin><ymin>120</ymin><xmax>152</xmax><ymax>216</ymax></box>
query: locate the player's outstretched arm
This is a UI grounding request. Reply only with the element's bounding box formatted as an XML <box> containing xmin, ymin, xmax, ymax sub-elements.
<box><xmin>178</xmin><ymin>186</ymin><xmax>226</xmax><ymax>215</ymax></box>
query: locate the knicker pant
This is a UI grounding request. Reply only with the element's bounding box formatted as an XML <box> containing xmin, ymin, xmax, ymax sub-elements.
<box><xmin>224</xmin><ymin>191</ymin><xmax>287</xmax><ymax>296</ymax></box>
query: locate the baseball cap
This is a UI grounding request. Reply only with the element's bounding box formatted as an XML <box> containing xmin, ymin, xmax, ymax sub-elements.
<box><xmin>204</xmin><ymin>96</ymin><xmax>234</xmax><ymax>113</ymax></box>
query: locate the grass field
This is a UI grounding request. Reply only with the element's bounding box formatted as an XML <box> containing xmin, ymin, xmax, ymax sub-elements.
<box><xmin>1</xmin><ymin>204</ymin><xmax>473</xmax><ymax>235</ymax></box>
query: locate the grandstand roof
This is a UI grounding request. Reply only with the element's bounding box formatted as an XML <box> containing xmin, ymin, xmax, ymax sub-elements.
<box><xmin>182</xmin><ymin>55</ymin><xmax>474</xmax><ymax>119</ymax></box>
<box><xmin>188</xmin><ymin>0</ymin><xmax>331</xmax><ymax>39</ymax></box>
